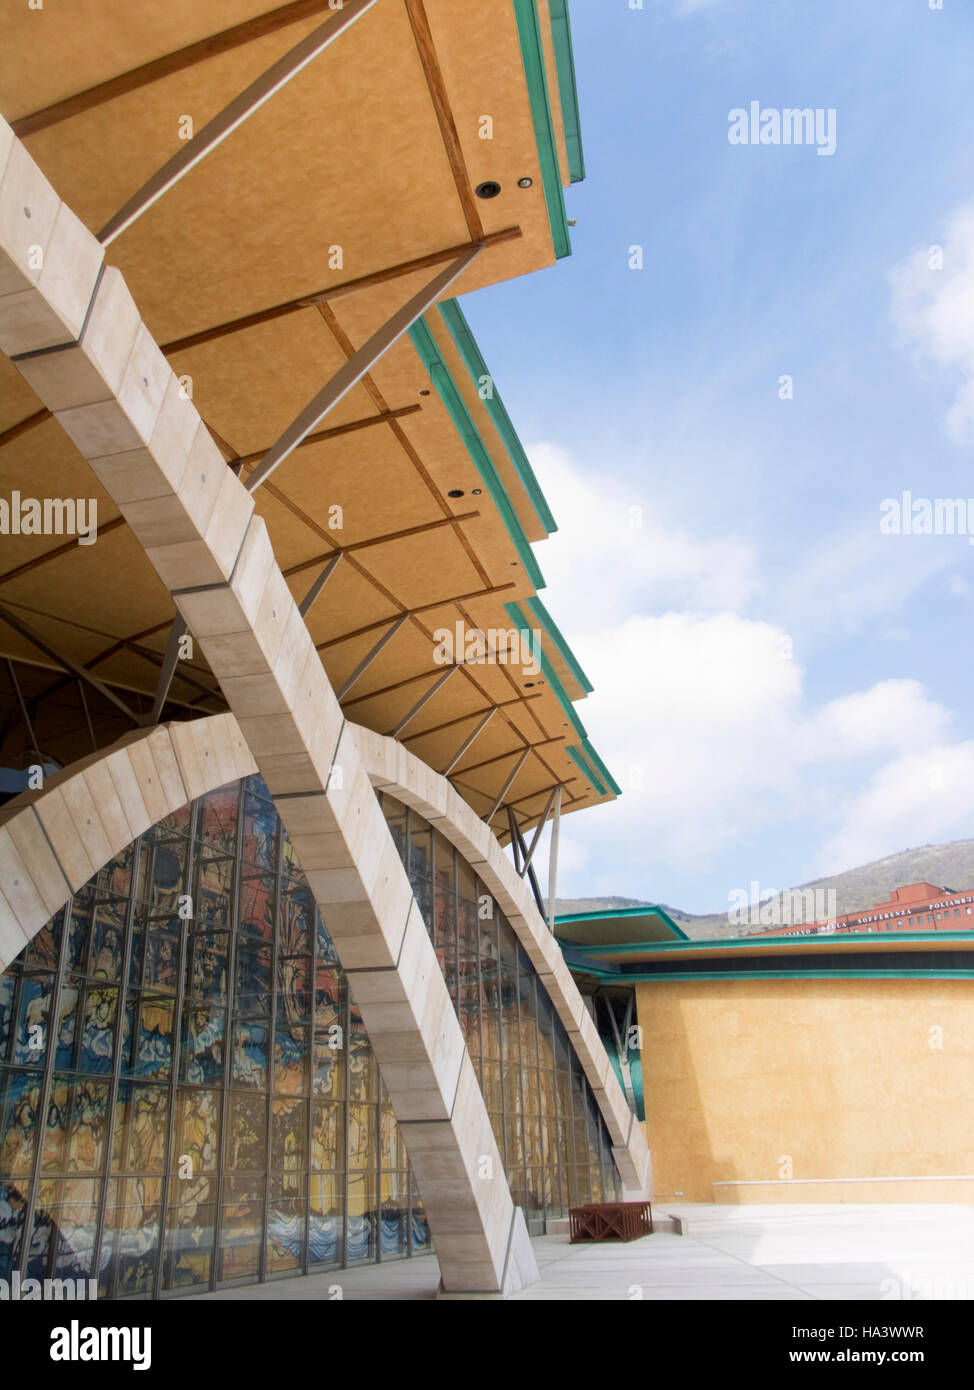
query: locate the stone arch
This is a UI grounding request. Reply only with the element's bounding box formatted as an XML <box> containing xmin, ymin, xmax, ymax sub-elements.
<box><xmin>352</xmin><ymin>725</ymin><xmax>653</xmax><ymax>1198</ymax></box>
<box><xmin>0</xmin><ymin>713</ymin><xmax>256</xmax><ymax>973</ymax></box>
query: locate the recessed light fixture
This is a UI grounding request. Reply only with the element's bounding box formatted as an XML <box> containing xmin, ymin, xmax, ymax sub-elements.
<box><xmin>447</xmin><ymin>489</ymin><xmax>464</xmax><ymax>498</ymax></box>
<box><xmin>517</xmin><ymin>177</ymin><xmax>533</xmax><ymax>189</ymax></box>
<box><xmin>475</xmin><ymin>180</ymin><xmax>502</xmax><ymax>199</ymax></box>
<box><xmin>419</xmin><ymin>388</ymin><xmax>431</xmax><ymax>396</ymax></box>
<box><xmin>524</xmin><ymin>682</ymin><xmax>535</xmax><ymax>688</ymax></box>
<box><xmin>471</xmin><ymin>488</ymin><xmax>482</xmax><ymax>495</ymax></box>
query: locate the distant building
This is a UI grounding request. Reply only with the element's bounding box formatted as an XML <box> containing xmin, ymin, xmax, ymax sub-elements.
<box><xmin>744</xmin><ymin>881</ymin><xmax>974</xmax><ymax>937</ymax></box>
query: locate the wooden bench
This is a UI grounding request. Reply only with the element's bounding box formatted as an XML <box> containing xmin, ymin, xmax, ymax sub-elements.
<box><xmin>569</xmin><ymin>1201</ymin><xmax>653</xmax><ymax>1243</ymax></box>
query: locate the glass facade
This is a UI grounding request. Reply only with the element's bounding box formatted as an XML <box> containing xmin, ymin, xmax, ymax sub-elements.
<box><xmin>379</xmin><ymin>792</ymin><xmax>620</xmax><ymax>1234</ymax></box>
<box><xmin>0</xmin><ymin>773</ymin><xmax>620</xmax><ymax>1296</ymax></box>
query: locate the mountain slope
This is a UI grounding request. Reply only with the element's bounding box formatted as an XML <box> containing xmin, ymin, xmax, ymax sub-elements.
<box><xmin>556</xmin><ymin>838</ymin><xmax>974</xmax><ymax>941</ymax></box>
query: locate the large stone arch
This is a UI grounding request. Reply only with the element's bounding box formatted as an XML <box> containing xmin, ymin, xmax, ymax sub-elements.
<box><xmin>0</xmin><ymin>119</ymin><xmax>649</xmax><ymax>1295</ymax></box>
<box><xmin>353</xmin><ymin>725</ymin><xmax>653</xmax><ymax>1198</ymax></box>
<box><xmin>0</xmin><ymin>120</ymin><xmax>537</xmax><ymax>1295</ymax></box>
<box><xmin>0</xmin><ymin>708</ymin><xmax>652</xmax><ymax>1204</ymax></box>
<box><xmin>0</xmin><ymin>713</ymin><xmax>257</xmax><ymax>972</ymax></box>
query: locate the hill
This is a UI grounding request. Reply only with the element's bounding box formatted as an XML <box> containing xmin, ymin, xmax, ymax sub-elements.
<box><xmin>556</xmin><ymin>838</ymin><xmax>974</xmax><ymax>940</ymax></box>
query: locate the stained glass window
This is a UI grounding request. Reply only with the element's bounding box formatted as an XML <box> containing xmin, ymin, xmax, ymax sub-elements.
<box><xmin>0</xmin><ymin>775</ymin><xmax>622</xmax><ymax>1296</ymax></box>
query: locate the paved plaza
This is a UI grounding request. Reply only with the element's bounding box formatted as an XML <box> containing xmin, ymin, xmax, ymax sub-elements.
<box><xmin>190</xmin><ymin>1204</ymin><xmax>974</xmax><ymax>1302</ymax></box>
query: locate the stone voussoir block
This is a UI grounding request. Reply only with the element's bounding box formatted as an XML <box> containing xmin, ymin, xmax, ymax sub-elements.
<box><xmin>0</xmin><ymin>822</ymin><xmax>64</xmax><ymax>940</ymax></box>
<box><xmin>205</xmin><ymin>712</ymin><xmax>247</xmax><ymax>788</ymax></box>
<box><xmin>344</xmin><ymin>901</ymin><xmax>434</xmax><ymax>1009</ymax></box>
<box><xmin>32</xmin><ymin>785</ymin><xmax>99</xmax><ymax>892</ymax></box>
<box><xmin>169</xmin><ymin>718</ymin><xmax>216</xmax><ymax>803</ymax></box>
<box><xmin>14</xmin><ymin>265</ymin><xmax>140</xmax><ymax>413</ymax></box>
<box><xmin>0</xmin><ymin>888</ymin><xmax>30</xmax><ymax>973</ymax></box>
<box><xmin>0</xmin><ymin>806</ymin><xmax>70</xmax><ymax>918</ymax></box>
<box><xmin>78</xmin><ymin>757</ymin><xmax>137</xmax><ymax>859</ymax></box>
<box><xmin>102</xmin><ymin>746</ymin><xmax>152</xmax><ymax>843</ymax></box>
<box><xmin>144</xmin><ymin>726</ymin><xmax>188</xmax><ymax>814</ymax></box>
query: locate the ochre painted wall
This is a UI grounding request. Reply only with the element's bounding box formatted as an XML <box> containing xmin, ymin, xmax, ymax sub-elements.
<box><xmin>636</xmin><ymin>977</ymin><xmax>974</xmax><ymax>1204</ymax></box>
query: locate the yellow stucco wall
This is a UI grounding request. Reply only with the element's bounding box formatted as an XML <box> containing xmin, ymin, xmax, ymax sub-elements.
<box><xmin>636</xmin><ymin>977</ymin><xmax>974</xmax><ymax>1204</ymax></box>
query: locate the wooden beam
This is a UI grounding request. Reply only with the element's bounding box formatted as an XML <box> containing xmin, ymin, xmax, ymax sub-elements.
<box><xmin>0</xmin><ymin>516</ymin><xmax>127</xmax><ymax>587</ymax></box>
<box><xmin>160</xmin><ymin>230</ymin><xmax>520</xmax><ymax>356</ymax></box>
<box><xmin>0</xmin><ymin>603</ymin><xmax>139</xmax><ymax>725</ymax></box>
<box><xmin>455</xmin><ymin>737</ymin><xmax>565</xmax><ymax>779</ymax></box>
<box><xmin>11</xmin><ymin>0</ymin><xmax>356</xmax><ymax>138</ymax></box>
<box><xmin>0</xmin><ymin>408</ymin><xmax>50</xmax><ymax>450</ymax></box>
<box><xmin>336</xmin><ymin>614</ymin><xmax>409</xmax><ymax>701</ymax></box>
<box><xmin>233</xmin><ymin>405</ymin><xmax>422</xmax><ymax>467</ymax></box>
<box><xmin>388</xmin><ymin>665</ymin><xmax>457</xmax><ymax>738</ymax></box>
<box><xmin>298</xmin><ymin>552</ymin><xmax>342</xmax><ymax>620</ymax></box>
<box><xmin>98</xmin><ymin>0</ymin><xmax>379</xmax><ymax>245</ymax></box>
<box><xmin>486</xmin><ymin>746</ymin><xmax>532</xmax><ymax>823</ymax></box>
<box><xmin>245</xmin><ymin>245</ymin><xmax>482</xmax><ymax>492</ymax></box>
<box><xmin>314</xmin><ymin>583</ymin><xmax>516</xmax><ymax>652</ymax></box>
<box><xmin>440</xmin><ymin>707</ymin><xmax>496</xmax><ymax>774</ymax></box>
<box><xmin>404</xmin><ymin>0</ymin><xmax>484</xmax><ymax>242</ymax></box>
<box><xmin>283</xmin><ymin>511</ymin><xmax>480</xmax><ymax>583</ymax></box>
<box><xmin>404</xmin><ymin>695</ymin><xmax>540</xmax><ymax>746</ymax></box>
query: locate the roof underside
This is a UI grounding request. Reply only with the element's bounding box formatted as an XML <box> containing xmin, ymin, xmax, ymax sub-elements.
<box><xmin>0</xmin><ymin>0</ymin><xmax>613</xmax><ymax>837</ymax></box>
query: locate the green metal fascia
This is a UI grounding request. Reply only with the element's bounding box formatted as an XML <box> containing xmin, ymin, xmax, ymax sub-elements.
<box><xmin>437</xmin><ymin>301</ymin><xmax>557</xmax><ymax>536</ymax></box>
<box><xmin>556</xmin><ymin>904</ymin><xmax>689</xmax><ymax>941</ymax></box>
<box><xmin>569</xmin><ymin>929</ymin><xmax>974</xmax><ymax>958</ymax></box>
<box><xmin>525</xmin><ymin>595</ymin><xmax>592</xmax><ymax>691</ymax></box>
<box><xmin>512</xmin><ymin>0</ymin><xmax>572</xmax><ymax>260</ymax></box>
<box><xmin>566</xmin><ymin>744</ymin><xmax>606</xmax><ymax>797</ymax></box>
<box><xmin>580</xmin><ymin>737</ymin><xmax>621</xmax><ymax>797</ymax></box>
<box><xmin>628</xmin><ymin>969</ymin><xmax>974</xmax><ymax>983</ymax></box>
<box><xmin>505</xmin><ymin>599</ymin><xmax>587</xmax><ymax>737</ymax></box>
<box><xmin>408</xmin><ymin>319</ymin><xmax>545</xmax><ymax>590</ymax></box>
<box><xmin>504</xmin><ymin>600</ymin><xmax>619</xmax><ymax>800</ymax></box>
<box><xmin>548</xmin><ymin>0</ymin><xmax>586</xmax><ymax>182</ymax></box>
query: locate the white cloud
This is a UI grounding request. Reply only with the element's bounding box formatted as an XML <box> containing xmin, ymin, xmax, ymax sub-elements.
<box><xmin>805</xmin><ymin>679</ymin><xmax>952</xmax><ymax>760</ymax></box>
<box><xmin>526</xmin><ymin>441</ymin><xmax>974</xmax><ymax>903</ymax></box>
<box><xmin>528</xmin><ymin>441</ymin><xmax>758</xmax><ymax>631</ymax></box>
<box><xmin>812</xmin><ymin>743</ymin><xmax>974</xmax><ymax>877</ymax></box>
<box><xmin>890</xmin><ymin>203</ymin><xmax>974</xmax><ymax>443</ymax></box>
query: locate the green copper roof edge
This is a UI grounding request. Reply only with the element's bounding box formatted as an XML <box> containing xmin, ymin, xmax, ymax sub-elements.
<box><xmin>505</xmin><ymin>599</ymin><xmax>584</xmax><ymax>736</ymax></box>
<box><xmin>580</xmin><ymin>737</ymin><xmax>622</xmax><ymax>797</ymax></box>
<box><xmin>548</xmin><ymin>0</ymin><xmax>586</xmax><ymax>182</ymax></box>
<box><xmin>513</xmin><ymin>0</ymin><xmax>572</xmax><ymax>260</ymax></box>
<box><xmin>505</xmin><ymin>598</ymin><xmax>621</xmax><ymax>798</ymax></box>
<box><xmin>408</xmin><ymin>319</ymin><xmax>545</xmax><ymax>590</ymax></box>
<box><xmin>555</xmin><ymin>904</ymin><xmax>688</xmax><ymax>941</ymax></box>
<box><xmin>525</xmin><ymin>595</ymin><xmax>593</xmax><ymax>692</ymax></box>
<box><xmin>567</xmin><ymin>929</ymin><xmax>974</xmax><ymax>957</ymax></box>
<box><xmin>437</xmin><ymin>301</ymin><xmax>558</xmax><ymax>535</ymax></box>
<box><xmin>625</xmin><ymin>969</ymin><xmax>974</xmax><ymax>983</ymax></box>
<box><xmin>566</xmin><ymin>744</ymin><xmax>606</xmax><ymax>798</ymax></box>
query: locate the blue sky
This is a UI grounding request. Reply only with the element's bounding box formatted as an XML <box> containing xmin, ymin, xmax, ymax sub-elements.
<box><xmin>459</xmin><ymin>0</ymin><xmax>974</xmax><ymax>913</ymax></box>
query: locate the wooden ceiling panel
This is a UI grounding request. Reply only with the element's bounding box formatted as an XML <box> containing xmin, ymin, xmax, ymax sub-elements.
<box><xmin>0</xmin><ymin>0</ymin><xmax>278</xmax><ymax>118</ymax></box>
<box><xmin>0</xmin><ymin>0</ymin><xmax>614</xmax><ymax>822</ymax></box>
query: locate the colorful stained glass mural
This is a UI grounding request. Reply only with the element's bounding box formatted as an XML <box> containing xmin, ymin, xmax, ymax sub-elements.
<box><xmin>0</xmin><ymin>775</ymin><xmax>620</xmax><ymax>1296</ymax></box>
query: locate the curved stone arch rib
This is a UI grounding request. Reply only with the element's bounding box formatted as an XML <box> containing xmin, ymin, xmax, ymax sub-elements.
<box><xmin>352</xmin><ymin>725</ymin><xmax>653</xmax><ymax>1198</ymax></box>
<box><xmin>0</xmin><ymin>713</ymin><xmax>256</xmax><ymax>972</ymax></box>
<box><xmin>0</xmin><ymin>122</ymin><xmax>537</xmax><ymax>1295</ymax></box>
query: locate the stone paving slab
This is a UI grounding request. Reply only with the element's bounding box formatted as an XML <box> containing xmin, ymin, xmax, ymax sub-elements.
<box><xmin>187</xmin><ymin>1203</ymin><xmax>974</xmax><ymax>1301</ymax></box>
